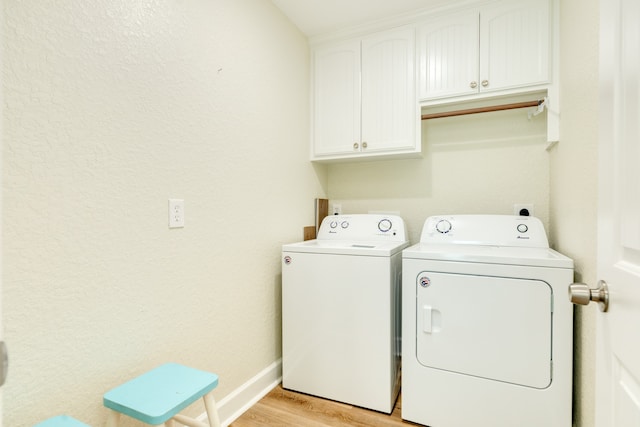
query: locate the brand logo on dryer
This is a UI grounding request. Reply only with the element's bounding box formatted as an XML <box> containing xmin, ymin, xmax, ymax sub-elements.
<box><xmin>419</xmin><ymin>276</ymin><xmax>431</xmax><ymax>288</ymax></box>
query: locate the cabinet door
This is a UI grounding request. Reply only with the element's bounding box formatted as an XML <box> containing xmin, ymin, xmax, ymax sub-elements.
<box><xmin>480</xmin><ymin>0</ymin><xmax>550</xmax><ymax>92</ymax></box>
<box><xmin>312</xmin><ymin>40</ymin><xmax>361</xmax><ymax>157</ymax></box>
<box><xmin>361</xmin><ymin>27</ymin><xmax>417</xmax><ymax>154</ymax></box>
<box><xmin>418</xmin><ymin>11</ymin><xmax>479</xmax><ymax>100</ymax></box>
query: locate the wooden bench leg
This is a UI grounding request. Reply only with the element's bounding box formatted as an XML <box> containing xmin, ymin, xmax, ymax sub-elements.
<box><xmin>203</xmin><ymin>392</ymin><xmax>221</xmax><ymax>427</ymax></box>
<box><xmin>106</xmin><ymin>409</ymin><xmax>120</xmax><ymax>427</ymax></box>
<box><xmin>170</xmin><ymin>414</ymin><xmax>209</xmax><ymax>427</ymax></box>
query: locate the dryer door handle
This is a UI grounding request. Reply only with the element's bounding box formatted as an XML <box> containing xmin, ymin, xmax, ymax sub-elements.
<box><xmin>422</xmin><ymin>305</ymin><xmax>433</xmax><ymax>333</ymax></box>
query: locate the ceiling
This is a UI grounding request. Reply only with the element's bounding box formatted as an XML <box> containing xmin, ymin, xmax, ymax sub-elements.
<box><xmin>271</xmin><ymin>0</ymin><xmax>453</xmax><ymax>37</ymax></box>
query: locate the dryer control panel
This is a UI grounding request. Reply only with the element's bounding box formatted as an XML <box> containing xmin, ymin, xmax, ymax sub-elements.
<box><xmin>420</xmin><ymin>215</ymin><xmax>549</xmax><ymax>248</ymax></box>
<box><xmin>318</xmin><ymin>214</ymin><xmax>407</xmax><ymax>242</ymax></box>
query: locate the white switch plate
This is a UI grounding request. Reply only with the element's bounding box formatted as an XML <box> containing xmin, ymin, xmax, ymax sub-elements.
<box><xmin>169</xmin><ymin>199</ymin><xmax>185</xmax><ymax>228</ymax></box>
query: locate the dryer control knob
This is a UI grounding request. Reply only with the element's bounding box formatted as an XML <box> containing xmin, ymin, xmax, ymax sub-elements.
<box><xmin>341</xmin><ymin>221</ymin><xmax>349</xmax><ymax>229</ymax></box>
<box><xmin>378</xmin><ymin>219</ymin><xmax>393</xmax><ymax>232</ymax></box>
<box><xmin>330</xmin><ymin>221</ymin><xmax>338</xmax><ymax>228</ymax></box>
<box><xmin>435</xmin><ymin>219</ymin><xmax>452</xmax><ymax>234</ymax></box>
<box><xmin>517</xmin><ymin>224</ymin><xmax>529</xmax><ymax>233</ymax></box>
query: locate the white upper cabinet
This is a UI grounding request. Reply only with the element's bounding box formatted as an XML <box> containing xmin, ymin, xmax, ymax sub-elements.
<box><xmin>418</xmin><ymin>0</ymin><xmax>551</xmax><ymax>102</ymax></box>
<box><xmin>311</xmin><ymin>27</ymin><xmax>419</xmax><ymax>161</ymax></box>
<box><xmin>480</xmin><ymin>0</ymin><xmax>550</xmax><ymax>92</ymax></box>
<box><xmin>418</xmin><ymin>10</ymin><xmax>480</xmax><ymax>100</ymax></box>
<box><xmin>310</xmin><ymin>0</ymin><xmax>556</xmax><ymax>162</ymax></box>
<box><xmin>360</xmin><ymin>28</ymin><xmax>418</xmax><ymax>156</ymax></box>
<box><xmin>312</xmin><ymin>40</ymin><xmax>361</xmax><ymax>158</ymax></box>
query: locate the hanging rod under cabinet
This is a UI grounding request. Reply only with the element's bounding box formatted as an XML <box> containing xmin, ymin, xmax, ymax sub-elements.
<box><xmin>421</xmin><ymin>99</ymin><xmax>544</xmax><ymax>120</ymax></box>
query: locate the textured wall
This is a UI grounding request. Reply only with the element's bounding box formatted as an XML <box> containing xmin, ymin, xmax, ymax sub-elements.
<box><xmin>549</xmin><ymin>0</ymin><xmax>599</xmax><ymax>426</ymax></box>
<box><xmin>328</xmin><ymin>107</ymin><xmax>550</xmax><ymax>244</ymax></box>
<box><xmin>2</xmin><ymin>1</ymin><xmax>325</xmax><ymax>425</ymax></box>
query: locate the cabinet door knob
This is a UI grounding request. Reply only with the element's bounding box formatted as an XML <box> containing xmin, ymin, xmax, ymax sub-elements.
<box><xmin>470</xmin><ymin>81</ymin><xmax>478</xmax><ymax>89</ymax></box>
<box><xmin>353</xmin><ymin>142</ymin><xmax>359</xmax><ymax>150</ymax></box>
<box><xmin>481</xmin><ymin>80</ymin><xmax>489</xmax><ymax>87</ymax></box>
<box><xmin>362</xmin><ymin>142</ymin><xmax>368</xmax><ymax>149</ymax></box>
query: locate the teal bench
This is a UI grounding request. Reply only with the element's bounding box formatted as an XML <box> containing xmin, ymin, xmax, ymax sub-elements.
<box><xmin>103</xmin><ymin>363</ymin><xmax>221</xmax><ymax>427</ymax></box>
<box><xmin>33</xmin><ymin>415</ymin><xmax>90</xmax><ymax>427</ymax></box>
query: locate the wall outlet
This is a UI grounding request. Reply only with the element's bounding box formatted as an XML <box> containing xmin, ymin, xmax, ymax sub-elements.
<box><xmin>332</xmin><ymin>204</ymin><xmax>342</xmax><ymax>215</ymax></box>
<box><xmin>169</xmin><ymin>199</ymin><xmax>185</xmax><ymax>228</ymax></box>
<box><xmin>514</xmin><ymin>204</ymin><xmax>534</xmax><ymax>217</ymax></box>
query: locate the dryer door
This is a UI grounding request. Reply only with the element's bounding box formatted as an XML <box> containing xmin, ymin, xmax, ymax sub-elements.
<box><xmin>416</xmin><ymin>271</ymin><xmax>552</xmax><ymax>388</ymax></box>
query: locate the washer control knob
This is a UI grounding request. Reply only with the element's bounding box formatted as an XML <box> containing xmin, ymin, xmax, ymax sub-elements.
<box><xmin>517</xmin><ymin>224</ymin><xmax>528</xmax><ymax>233</ymax></box>
<box><xmin>341</xmin><ymin>221</ymin><xmax>349</xmax><ymax>229</ymax></box>
<box><xmin>378</xmin><ymin>219</ymin><xmax>393</xmax><ymax>232</ymax></box>
<box><xmin>435</xmin><ymin>219</ymin><xmax>452</xmax><ymax>234</ymax></box>
<box><xmin>330</xmin><ymin>221</ymin><xmax>338</xmax><ymax>228</ymax></box>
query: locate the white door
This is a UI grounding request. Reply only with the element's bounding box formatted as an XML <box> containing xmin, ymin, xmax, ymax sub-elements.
<box><xmin>417</xmin><ymin>10</ymin><xmax>479</xmax><ymax>100</ymax></box>
<box><xmin>416</xmin><ymin>272</ymin><xmax>552</xmax><ymax>388</ymax></box>
<box><xmin>361</xmin><ymin>26</ymin><xmax>416</xmax><ymax>154</ymax></box>
<box><xmin>594</xmin><ymin>0</ymin><xmax>640</xmax><ymax>424</ymax></box>
<box><xmin>311</xmin><ymin>39</ymin><xmax>361</xmax><ymax>158</ymax></box>
<box><xmin>480</xmin><ymin>0</ymin><xmax>550</xmax><ymax>93</ymax></box>
<box><xmin>0</xmin><ymin>1</ymin><xmax>5</xmax><ymax>421</ymax></box>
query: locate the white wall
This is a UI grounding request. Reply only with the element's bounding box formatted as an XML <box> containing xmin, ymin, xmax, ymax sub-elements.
<box><xmin>0</xmin><ymin>0</ymin><xmax>602</xmax><ymax>426</ymax></box>
<box><xmin>550</xmin><ymin>0</ymin><xmax>600</xmax><ymax>426</ymax></box>
<box><xmin>328</xmin><ymin>107</ymin><xmax>550</xmax><ymax>244</ymax></box>
<box><xmin>2</xmin><ymin>1</ymin><xmax>325</xmax><ymax>425</ymax></box>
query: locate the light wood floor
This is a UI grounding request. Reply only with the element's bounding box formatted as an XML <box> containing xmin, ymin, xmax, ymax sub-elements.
<box><xmin>229</xmin><ymin>385</ymin><xmax>421</xmax><ymax>427</ymax></box>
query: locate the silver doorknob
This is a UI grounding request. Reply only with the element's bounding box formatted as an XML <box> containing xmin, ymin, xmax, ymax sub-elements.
<box><xmin>568</xmin><ymin>280</ymin><xmax>609</xmax><ymax>312</ymax></box>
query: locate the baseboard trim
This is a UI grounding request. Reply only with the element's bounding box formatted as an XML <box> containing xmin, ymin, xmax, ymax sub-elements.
<box><xmin>198</xmin><ymin>359</ymin><xmax>282</xmax><ymax>427</ymax></box>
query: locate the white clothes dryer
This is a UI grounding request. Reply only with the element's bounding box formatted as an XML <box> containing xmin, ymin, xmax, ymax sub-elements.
<box><xmin>402</xmin><ymin>215</ymin><xmax>573</xmax><ymax>427</ymax></box>
<box><xmin>282</xmin><ymin>214</ymin><xmax>409</xmax><ymax>413</ymax></box>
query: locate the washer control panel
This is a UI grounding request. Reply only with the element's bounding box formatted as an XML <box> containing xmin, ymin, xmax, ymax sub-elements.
<box><xmin>421</xmin><ymin>215</ymin><xmax>549</xmax><ymax>248</ymax></box>
<box><xmin>435</xmin><ymin>219</ymin><xmax>452</xmax><ymax>234</ymax></box>
<box><xmin>318</xmin><ymin>214</ymin><xmax>407</xmax><ymax>242</ymax></box>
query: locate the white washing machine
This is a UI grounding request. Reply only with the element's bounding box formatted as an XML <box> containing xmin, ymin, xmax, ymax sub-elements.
<box><xmin>402</xmin><ymin>215</ymin><xmax>574</xmax><ymax>427</ymax></box>
<box><xmin>282</xmin><ymin>214</ymin><xmax>409</xmax><ymax>413</ymax></box>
